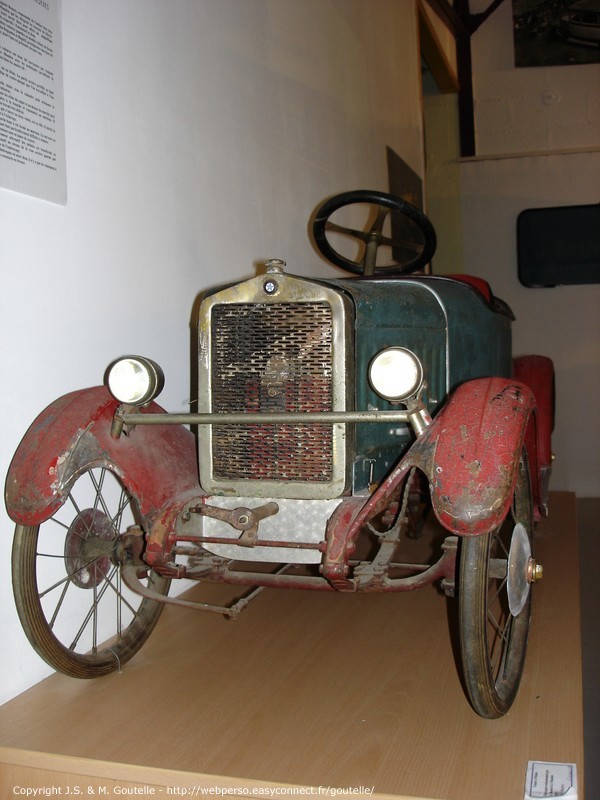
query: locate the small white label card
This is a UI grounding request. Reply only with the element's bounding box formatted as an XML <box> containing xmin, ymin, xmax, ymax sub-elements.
<box><xmin>525</xmin><ymin>761</ymin><xmax>577</xmax><ymax>799</ymax></box>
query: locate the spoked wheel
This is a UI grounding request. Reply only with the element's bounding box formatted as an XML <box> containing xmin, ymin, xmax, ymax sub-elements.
<box><xmin>12</xmin><ymin>466</ymin><xmax>170</xmax><ymax>678</ymax></box>
<box><xmin>458</xmin><ymin>452</ymin><xmax>540</xmax><ymax>718</ymax></box>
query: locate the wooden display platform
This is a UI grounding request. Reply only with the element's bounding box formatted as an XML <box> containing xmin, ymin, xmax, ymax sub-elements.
<box><xmin>0</xmin><ymin>492</ymin><xmax>584</xmax><ymax>799</ymax></box>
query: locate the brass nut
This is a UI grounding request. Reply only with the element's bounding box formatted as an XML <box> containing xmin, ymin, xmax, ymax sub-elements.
<box><xmin>527</xmin><ymin>558</ymin><xmax>544</xmax><ymax>583</ymax></box>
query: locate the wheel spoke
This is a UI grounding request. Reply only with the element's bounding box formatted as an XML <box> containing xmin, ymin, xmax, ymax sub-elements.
<box><xmin>69</xmin><ymin>564</ymin><xmax>118</xmax><ymax>651</ymax></box>
<box><xmin>40</xmin><ymin>528</ymin><xmax>119</xmax><ymax>633</ymax></box>
<box><xmin>92</xmin><ymin>583</ymin><xmax>98</xmax><ymax>651</ymax></box>
<box><xmin>36</xmin><ymin>551</ymin><xmax>68</xmax><ymax>558</ymax></box>
<box><xmin>493</xmin><ymin>533</ymin><xmax>510</xmax><ymax>560</ymax></box>
<box><xmin>489</xmin><ymin>613</ymin><xmax>514</xmax><ymax>680</ymax></box>
<box><xmin>488</xmin><ymin>574</ymin><xmax>508</xmax><ymax>607</ymax></box>
<box><xmin>111</xmin><ymin>488</ymin><xmax>132</xmax><ymax>534</ymax></box>
<box><xmin>487</xmin><ymin>605</ymin><xmax>509</xmax><ymax>641</ymax></box>
<box><xmin>68</xmin><ymin>564</ymin><xmax>149</xmax><ymax>652</ymax></box>
<box><xmin>103</xmin><ymin>567</ymin><xmax>145</xmax><ymax>619</ymax></box>
<box><xmin>487</xmin><ymin>607</ymin><xmax>511</xmax><ymax>663</ymax></box>
<box><xmin>13</xmin><ymin>466</ymin><xmax>169</xmax><ymax>677</ymax></box>
<box><xmin>116</xmin><ymin>569</ymin><xmax>123</xmax><ymax>638</ymax></box>
<box><xmin>89</xmin><ymin>468</ymin><xmax>110</xmax><ymax>518</ymax></box>
<box><xmin>68</xmin><ymin>492</ymin><xmax>83</xmax><ymax>517</ymax></box>
<box><xmin>38</xmin><ymin>547</ymin><xmax>114</xmax><ymax>599</ymax></box>
<box><xmin>89</xmin><ymin>468</ymin><xmax>110</xmax><ymax>517</ymax></box>
<box><xmin>47</xmin><ymin>576</ymin><xmax>72</xmax><ymax>629</ymax></box>
<box><xmin>47</xmin><ymin>517</ymin><xmax>72</xmax><ymax>533</ymax></box>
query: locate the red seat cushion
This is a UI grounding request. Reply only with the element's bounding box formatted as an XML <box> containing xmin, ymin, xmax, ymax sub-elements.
<box><xmin>445</xmin><ymin>274</ymin><xmax>493</xmax><ymax>303</ymax></box>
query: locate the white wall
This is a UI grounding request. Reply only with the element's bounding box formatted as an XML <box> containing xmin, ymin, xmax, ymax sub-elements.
<box><xmin>470</xmin><ymin>0</ymin><xmax>599</xmax><ymax>156</ymax></box>
<box><xmin>0</xmin><ymin>0</ymin><xmax>424</xmax><ymax>705</ymax></box>
<box><xmin>423</xmin><ymin>93</ymin><xmax>463</xmax><ymax>275</ymax></box>
<box><xmin>460</xmin><ymin>154</ymin><xmax>600</xmax><ymax>497</ymax></box>
<box><xmin>458</xmin><ymin>1</ymin><xmax>600</xmax><ymax>498</ymax></box>
<box><xmin>424</xmin><ymin>1</ymin><xmax>599</xmax><ymax>495</ymax></box>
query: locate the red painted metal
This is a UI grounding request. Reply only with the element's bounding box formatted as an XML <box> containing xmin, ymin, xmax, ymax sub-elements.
<box><xmin>513</xmin><ymin>355</ymin><xmax>554</xmax><ymax>519</ymax></box>
<box><xmin>419</xmin><ymin>377</ymin><xmax>536</xmax><ymax>535</ymax></box>
<box><xmin>445</xmin><ymin>273</ymin><xmax>493</xmax><ymax>303</ymax></box>
<box><xmin>293</xmin><ymin>376</ymin><xmax>535</xmax><ymax>590</ymax></box>
<box><xmin>318</xmin><ymin>376</ymin><xmax>534</xmax><ymax>593</ymax></box>
<box><xmin>323</xmin><ymin>376</ymin><xmax>536</xmax><ymax>583</ymax></box>
<box><xmin>5</xmin><ymin>386</ymin><xmax>200</xmax><ymax>528</ymax></box>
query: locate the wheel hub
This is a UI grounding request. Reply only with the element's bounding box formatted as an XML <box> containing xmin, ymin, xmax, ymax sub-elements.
<box><xmin>64</xmin><ymin>509</ymin><xmax>115</xmax><ymax>589</ymax></box>
<box><xmin>507</xmin><ymin>522</ymin><xmax>538</xmax><ymax>617</ymax></box>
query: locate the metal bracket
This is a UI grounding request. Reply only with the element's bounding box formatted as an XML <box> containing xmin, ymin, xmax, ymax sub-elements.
<box><xmin>120</xmin><ymin>564</ymin><xmax>263</xmax><ymax>618</ymax></box>
<box><xmin>190</xmin><ymin>501</ymin><xmax>279</xmax><ymax>547</ymax></box>
<box><xmin>440</xmin><ymin>536</ymin><xmax>459</xmax><ymax>597</ymax></box>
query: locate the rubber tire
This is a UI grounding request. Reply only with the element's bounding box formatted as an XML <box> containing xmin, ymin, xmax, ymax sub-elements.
<box><xmin>457</xmin><ymin>452</ymin><xmax>534</xmax><ymax>718</ymax></box>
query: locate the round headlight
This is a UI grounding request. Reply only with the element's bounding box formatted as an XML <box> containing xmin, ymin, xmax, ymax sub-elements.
<box><xmin>369</xmin><ymin>347</ymin><xmax>424</xmax><ymax>402</ymax></box>
<box><xmin>105</xmin><ymin>356</ymin><xmax>164</xmax><ymax>405</ymax></box>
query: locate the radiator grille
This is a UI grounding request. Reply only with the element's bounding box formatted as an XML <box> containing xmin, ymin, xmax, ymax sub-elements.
<box><xmin>211</xmin><ymin>302</ymin><xmax>334</xmax><ymax>482</ymax></box>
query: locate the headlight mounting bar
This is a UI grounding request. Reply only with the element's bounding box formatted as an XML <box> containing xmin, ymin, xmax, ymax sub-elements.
<box><xmin>113</xmin><ymin>401</ymin><xmax>433</xmax><ymax>437</ymax></box>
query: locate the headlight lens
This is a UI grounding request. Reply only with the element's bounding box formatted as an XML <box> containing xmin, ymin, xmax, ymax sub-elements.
<box><xmin>369</xmin><ymin>347</ymin><xmax>424</xmax><ymax>402</ymax></box>
<box><xmin>105</xmin><ymin>356</ymin><xmax>164</xmax><ymax>405</ymax></box>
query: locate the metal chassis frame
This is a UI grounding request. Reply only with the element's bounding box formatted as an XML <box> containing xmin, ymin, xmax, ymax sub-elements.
<box><xmin>120</xmin><ymin>397</ymin><xmax>449</xmax><ymax>601</ymax></box>
<box><xmin>131</xmin><ymin>376</ymin><xmax>534</xmax><ymax>608</ymax></box>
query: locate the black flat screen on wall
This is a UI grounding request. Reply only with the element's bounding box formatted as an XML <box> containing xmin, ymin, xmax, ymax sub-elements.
<box><xmin>517</xmin><ymin>204</ymin><xmax>600</xmax><ymax>287</ymax></box>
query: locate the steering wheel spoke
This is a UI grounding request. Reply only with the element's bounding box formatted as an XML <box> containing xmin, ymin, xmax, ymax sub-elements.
<box><xmin>324</xmin><ymin>221</ymin><xmax>372</xmax><ymax>243</ymax></box>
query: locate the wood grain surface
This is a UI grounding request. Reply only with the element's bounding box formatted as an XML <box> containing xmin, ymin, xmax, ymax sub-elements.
<box><xmin>0</xmin><ymin>492</ymin><xmax>584</xmax><ymax>800</ymax></box>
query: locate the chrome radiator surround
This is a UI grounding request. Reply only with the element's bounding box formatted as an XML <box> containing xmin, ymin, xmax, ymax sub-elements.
<box><xmin>197</xmin><ymin>271</ymin><xmax>353</xmax><ymax>499</ymax></box>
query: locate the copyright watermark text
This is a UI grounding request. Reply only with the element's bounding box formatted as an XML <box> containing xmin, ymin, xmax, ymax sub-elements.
<box><xmin>11</xmin><ymin>786</ymin><xmax>376</xmax><ymax>798</ymax></box>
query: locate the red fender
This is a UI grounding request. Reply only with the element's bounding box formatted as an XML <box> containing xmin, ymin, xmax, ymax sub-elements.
<box><xmin>5</xmin><ymin>387</ymin><xmax>201</xmax><ymax>527</ymax></box>
<box><xmin>340</xmin><ymin>377</ymin><xmax>536</xmax><ymax>540</ymax></box>
<box><xmin>322</xmin><ymin>377</ymin><xmax>537</xmax><ymax>585</ymax></box>
<box><xmin>513</xmin><ymin>355</ymin><xmax>554</xmax><ymax>519</ymax></box>
<box><xmin>418</xmin><ymin>377</ymin><xmax>536</xmax><ymax>535</ymax></box>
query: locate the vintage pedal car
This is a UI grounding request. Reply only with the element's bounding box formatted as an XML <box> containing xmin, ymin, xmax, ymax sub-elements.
<box><xmin>5</xmin><ymin>190</ymin><xmax>555</xmax><ymax>718</ymax></box>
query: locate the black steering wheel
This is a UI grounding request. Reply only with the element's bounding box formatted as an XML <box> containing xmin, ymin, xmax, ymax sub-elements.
<box><xmin>312</xmin><ymin>189</ymin><xmax>437</xmax><ymax>276</ymax></box>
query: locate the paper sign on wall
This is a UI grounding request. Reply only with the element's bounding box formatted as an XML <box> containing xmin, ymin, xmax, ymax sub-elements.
<box><xmin>0</xmin><ymin>0</ymin><xmax>66</xmax><ymax>204</ymax></box>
